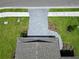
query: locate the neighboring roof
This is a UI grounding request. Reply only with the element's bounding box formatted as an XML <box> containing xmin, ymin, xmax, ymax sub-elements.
<box><xmin>0</xmin><ymin>0</ymin><xmax>79</xmax><ymax>8</ymax></box>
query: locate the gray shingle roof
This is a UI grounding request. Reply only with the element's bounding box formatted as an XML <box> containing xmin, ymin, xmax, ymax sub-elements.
<box><xmin>15</xmin><ymin>37</ymin><xmax>60</xmax><ymax>59</ymax></box>
<box><xmin>15</xmin><ymin>37</ymin><xmax>78</xmax><ymax>59</ymax></box>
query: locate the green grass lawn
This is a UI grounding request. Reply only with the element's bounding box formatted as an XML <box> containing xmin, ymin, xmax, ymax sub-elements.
<box><xmin>0</xmin><ymin>17</ymin><xmax>79</xmax><ymax>59</ymax></box>
<box><xmin>0</xmin><ymin>8</ymin><xmax>79</xmax><ymax>12</ymax></box>
<box><xmin>0</xmin><ymin>8</ymin><xmax>28</xmax><ymax>12</ymax></box>
<box><xmin>49</xmin><ymin>8</ymin><xmax>79</xmax><ymax>12</ymax></box>
<box><xmin>0</xmin><ymin>17</ymin><xmax>29</xmax><ymax>59</ymax></box>
<box><xmin>49</xmin><ymin>17</ymin><xmax>79</xmax><ymax>56</ymax></box>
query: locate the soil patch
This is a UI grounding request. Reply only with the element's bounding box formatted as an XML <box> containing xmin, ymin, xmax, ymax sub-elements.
<box><xmin>48</xmin><ymin>21</ymin><xmax>57</xmax><ymax>31</ymax></box>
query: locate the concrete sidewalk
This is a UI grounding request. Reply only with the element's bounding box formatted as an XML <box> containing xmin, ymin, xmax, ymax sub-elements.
<box><xmin>0</xmin><ymin>12</ymin><xmax>79</xmax><ymax>17</ymax></box>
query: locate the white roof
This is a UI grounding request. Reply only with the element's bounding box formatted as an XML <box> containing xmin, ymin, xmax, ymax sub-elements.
<box><xmin>0</xmin><ymin>0</ymin><xmax>79</xmax><ymax>8</ymax></box>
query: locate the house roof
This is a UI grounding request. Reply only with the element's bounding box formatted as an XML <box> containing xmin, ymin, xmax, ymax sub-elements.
<box><xmin>15</xmin><ymin>37</ymin><xmax>60</xmax><ymax>59</ymax></box>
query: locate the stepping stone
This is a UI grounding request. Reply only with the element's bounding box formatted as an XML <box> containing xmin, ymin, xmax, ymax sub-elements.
<box><xmin>17</xmin><ymin>19</ymin><xmax>20</xmax><ymax>22</ymax></box>
<box><xmin>4</xmin><ymin>21</ymin><xmax>8</xmax><ymax>25</ymax></box>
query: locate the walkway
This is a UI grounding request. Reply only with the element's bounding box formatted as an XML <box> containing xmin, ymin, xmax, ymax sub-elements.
<box><xmin>28</xmin><ymin>9</ymin><xmax>48</xmax><ymax>36</ymax></box>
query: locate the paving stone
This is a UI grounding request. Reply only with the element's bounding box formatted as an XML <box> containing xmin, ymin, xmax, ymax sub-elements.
<box><xmin>4</xmin><ymin>21</ymin><xmax>8</xmax><ymax>24</ymax></box>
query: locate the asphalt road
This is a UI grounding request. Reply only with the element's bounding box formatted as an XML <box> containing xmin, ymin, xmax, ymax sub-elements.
<box><xmin>0</xmin><ymin>0</ymin><xmax>79</xmax><ymax>7</ymax></box>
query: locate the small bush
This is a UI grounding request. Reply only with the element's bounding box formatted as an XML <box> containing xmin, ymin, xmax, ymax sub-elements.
<box><xmin>67</xmin><ymin>25</ymin><xmax>74</xmax><ymax>32</ymax></box>
<box><xmin>20</xmin><ymin>31</ymin><xmax>27</xmax><ymax>37</ymax></box>
<box><xmin>67</xmin><ymin>25</ymin><xmax>77</xmax><ymax>32</ymax></box>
